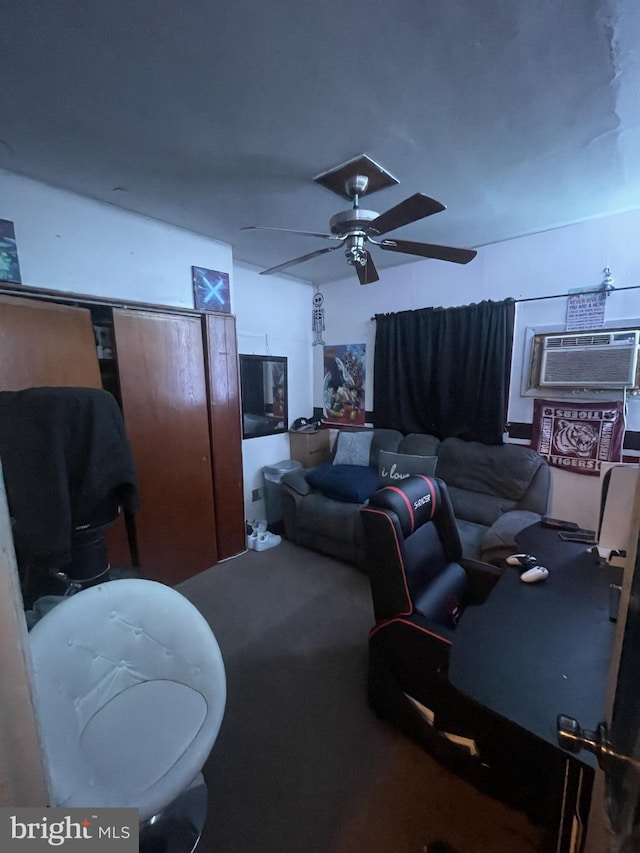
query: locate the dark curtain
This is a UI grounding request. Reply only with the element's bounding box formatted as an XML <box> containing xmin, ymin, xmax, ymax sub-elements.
<box><xmin>372</xmin><ymin>298</ymin><xmax>515</xmax><ymax>445</ymax></box>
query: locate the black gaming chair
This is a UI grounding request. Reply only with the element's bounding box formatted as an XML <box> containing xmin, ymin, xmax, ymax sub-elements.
<box><xmin>361</xmin><ymin>475</ymin><xmax>565</xmax><ymax>823</ymax></box>
<box><xmin>360</xmin><ymin>475</ymin><xmax>502</xmax><ymax>768</ymax></box>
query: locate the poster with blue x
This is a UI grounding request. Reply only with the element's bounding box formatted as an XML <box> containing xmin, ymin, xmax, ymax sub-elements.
<box><xmin>191</xmin><ymin>266</ymin><xmax>231</xmax><ymax>313</ymax></box>
<box><xmin>0</xmin><ymin>219</ymin><xmax>22</xmax><ymax>284</ymax></box>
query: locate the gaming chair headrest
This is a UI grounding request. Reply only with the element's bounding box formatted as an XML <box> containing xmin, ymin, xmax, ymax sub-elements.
<box><xmin>368</xmin><ymin>475</ymin><xmax>440</xmax><ymax>538</ymax></box>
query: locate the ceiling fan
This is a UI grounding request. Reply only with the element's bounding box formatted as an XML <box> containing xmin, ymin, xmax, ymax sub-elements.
<box><xmin>241</xmin><ymin>154</ymin><xmax>477</xmax><ymax>284</ymax></box>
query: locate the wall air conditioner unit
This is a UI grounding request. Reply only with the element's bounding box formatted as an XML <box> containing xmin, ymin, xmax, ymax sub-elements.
<box><xmin>539</xmin><ymin>329</ymin><xmax>640</xmax><ymax>388</ymax></box>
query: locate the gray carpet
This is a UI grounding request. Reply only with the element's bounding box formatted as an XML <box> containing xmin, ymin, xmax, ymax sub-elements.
<box><xmin>178</xmin><ymin>540</ymin><xmax>543</xmax><ymax>853</ymax></box>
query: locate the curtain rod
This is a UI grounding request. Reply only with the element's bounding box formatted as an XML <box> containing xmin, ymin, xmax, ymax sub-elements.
<box><xmin>370</xmin><ymin>284</ymin><xmax>640</xmax><ymax>320</ymax></box>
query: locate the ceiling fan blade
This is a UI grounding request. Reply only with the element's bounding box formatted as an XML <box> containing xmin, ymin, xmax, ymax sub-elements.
<box><xmin>379</xmin><ymin>238</ymin><xmax>477</xmax><ymax>265</ymax></box>
<box><xmin>355</xmin><ymin>252</ymin><xmax>379</xmax><ymax>285</ymax></box>
<box><xmin>367</xmin><ymin>193</ymin><xmax>446</xmax><ymax>237</ymax></box>
<box><xmin>260</xmin><ymin>243</ymin><xmax>344</xmax><ymax>275</ymax></box>
<box><xmin>242</xmin><ymin>225</ymin><xmax>339</xmax><ymax>240</ymax></box>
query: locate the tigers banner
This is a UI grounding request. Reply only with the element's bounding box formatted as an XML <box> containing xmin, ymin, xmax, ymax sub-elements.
<box><xmin>531</xmin><ymin>399</ymin><xmax>625</xmax><ymax>476</ymax></box>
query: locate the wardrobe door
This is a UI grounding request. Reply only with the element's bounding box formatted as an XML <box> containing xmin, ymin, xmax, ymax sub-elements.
<box><xmin>112</xmin><ymin>309</ymin><xmax>218</xmax><ymax>584</ymax></box>
<box><xmin>0</xmin><ymin>295</ymin><xmax>101</xmax><ymax>389</ymax></box>
<box><xmin>203</xmin><ymin>313</ymin><xmax>245</xmax><ymax>559</ymax></box>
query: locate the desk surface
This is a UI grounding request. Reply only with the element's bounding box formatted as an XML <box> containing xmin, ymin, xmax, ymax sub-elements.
<box><xmin>449</xmin><ymin>524</ymin><xmax>620</xmax><ymax>763</ymax></box>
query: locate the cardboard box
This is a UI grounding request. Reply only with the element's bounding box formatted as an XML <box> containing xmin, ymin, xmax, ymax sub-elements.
<box><xmin>289</xmin><ymin>429</ymin><xmax>331</xmax><ymax>468</ymax></box>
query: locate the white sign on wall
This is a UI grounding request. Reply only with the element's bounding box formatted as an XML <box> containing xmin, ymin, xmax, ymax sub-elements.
<box><xmin>566</xmin><ymin>289</ymin><xmax>606</xmax><ymax>331</ymax></box>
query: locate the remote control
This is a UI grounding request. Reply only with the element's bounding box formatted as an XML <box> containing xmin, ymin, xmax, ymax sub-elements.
<box><xmin>541</xmin><ymin>517</ymin><xmax>579</xmax><ymax>531</ymax></box>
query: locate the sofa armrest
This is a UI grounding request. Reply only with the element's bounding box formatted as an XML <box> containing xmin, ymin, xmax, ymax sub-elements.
<box><xmin>281</xmin><ymin>468</ymin><xmax>312</xmax><ymax>497</ymax></box>
<box><xmin>479</xmin><ymin>510</ymin><xmax>543</xmax><ymax>565</ymax></box>
<box><xmin>516</xmin><ymin>461</ymin><xmax>551</xmax><ymax>514</ymax></box>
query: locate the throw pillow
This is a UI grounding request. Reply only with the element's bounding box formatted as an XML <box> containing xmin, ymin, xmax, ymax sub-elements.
<box><xmin>306</xmin><ymin>463</ymin><xmax>379</xmax><ymax>503</ymax></box>
<box><xmin>332</xmin><ymin>430</ymin><xmax>374</xmax><ymax>467</ymax></box>
<box><xmin>378</xmin><ymin>450</ymin><xmax>438</xmax><ymax>488</ymax></box>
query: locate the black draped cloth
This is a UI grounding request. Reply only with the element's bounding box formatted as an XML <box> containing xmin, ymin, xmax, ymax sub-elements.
<box><xmin>0</xmin><ymin>386</ymin><xmax>139</xmax><ymax>568</ymax></box>
<box><xmin>373</xmin><ymin>299</ymin><xmax>515</xmax><ymax>445</ymax></box>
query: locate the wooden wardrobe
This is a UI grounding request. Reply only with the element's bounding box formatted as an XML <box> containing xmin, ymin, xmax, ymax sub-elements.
<box><xmin>0</xmin><ymin>283</ymin><xmax>245</xmax><ymax>586</ymax></box>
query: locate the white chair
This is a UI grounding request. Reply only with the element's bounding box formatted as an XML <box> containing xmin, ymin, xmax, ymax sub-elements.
<box><xmin>28</xmin><ymin>578</ymin><xmax>226</xmax><ymax>851</ymax></box>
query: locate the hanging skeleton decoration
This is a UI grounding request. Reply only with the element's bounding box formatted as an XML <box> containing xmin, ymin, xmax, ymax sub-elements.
<box><xmin>312</xmin><ymin>290</ymin><xmax>325</xmax><ymax>346</ymax></box>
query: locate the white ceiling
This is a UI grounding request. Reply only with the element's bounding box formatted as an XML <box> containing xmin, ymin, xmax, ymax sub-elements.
<box><xmin>1</xmin><ymin>0</ymin><xmax>638</xmax><ymax>285</ymax></box>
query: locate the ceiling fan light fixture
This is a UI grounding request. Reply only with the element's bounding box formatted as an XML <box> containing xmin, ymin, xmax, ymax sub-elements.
<box><xmin>345</xmin><ymin>235</ymin><xmax>368</xmax><ymax>268</ymax></box>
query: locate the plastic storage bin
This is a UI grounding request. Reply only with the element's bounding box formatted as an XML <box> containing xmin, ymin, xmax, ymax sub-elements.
<box><xmin>263</xmin><ymin>459</ymin><xmax>303</xmax><ymax>525</ymax></box>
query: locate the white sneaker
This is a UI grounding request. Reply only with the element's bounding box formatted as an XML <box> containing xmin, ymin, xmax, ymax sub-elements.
<box><xmin>254</xmin><ymin>531</ymin><xmax>282</xmax><ymax>551</ymax></box>
<box><xmin>247</xmin><ymin>520</ymin><xmax>260</xmax><ymax>550</ymax></box>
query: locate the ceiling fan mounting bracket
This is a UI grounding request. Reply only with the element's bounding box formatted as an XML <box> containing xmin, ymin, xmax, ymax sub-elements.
<box><xmin>345</xmin><ymin>174</ymin><xmax>369</xmax><ymax>199</ymax></box>
<box><xmin>313</xmin><ymin>154</ymin><xmax>399</xmax><ymax>201</ymax></box>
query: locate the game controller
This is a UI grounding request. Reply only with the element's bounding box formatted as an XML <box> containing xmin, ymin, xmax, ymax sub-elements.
<box><xmin>505</xmin><ymin>553</ymin><xmax>538</xmax><ymax>569</ymax></box>
<box><xmin>520</xmin><ymin>565</ymin><xmax>549</xmax><ymax>583</ymax></box>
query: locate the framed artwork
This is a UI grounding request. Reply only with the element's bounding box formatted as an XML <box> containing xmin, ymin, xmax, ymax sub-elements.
<box><xmin>323</xmin><ymin>343</ymin><xmax>366</xmax><ymax>426</ymax></box>
<box><xmin>0</xmin><ymin>219</ymin><xmax>22</xmax><ymax>284</ymax></box>
<box><xmin>192</xmin><ymin>266</ymin><xmax>231</xmax><ymax>313</ymax></box>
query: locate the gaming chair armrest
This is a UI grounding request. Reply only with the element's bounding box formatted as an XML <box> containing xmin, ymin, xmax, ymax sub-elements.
<box><xmin>460</xmin><ymin>558</ymin><xmax>502</xmax><ymax>605</ymax></box>
<box><xmin>369</xmin><ymin>613</ymin><xmax>457</xmax><ymax>695</ymax></box>
<box><xmin>370</xmin><ymin>613</ymin><xmax>456</xmax><ymax>658</ymax></box>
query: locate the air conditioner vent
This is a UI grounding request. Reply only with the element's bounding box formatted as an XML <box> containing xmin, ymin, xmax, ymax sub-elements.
<box><xmin>538</xmin><ymin>329</ymin><xmax>640</xmax><ymax>389</ymax></box>
<box><xmin>546</xmin><ymin>333</ymin><xmax>611</xmax><ymax>348</ymax></box>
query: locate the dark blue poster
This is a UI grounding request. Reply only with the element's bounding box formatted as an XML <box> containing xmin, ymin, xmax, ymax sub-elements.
<box><xmin>0</xmin><ymin>219</ymin><xmax>21</xmax><ymax>284</ymax></box>
<box><xmin>192</xmin><ymin>266</ymin><xmax>231</xmax><ymax>313</ymax></box>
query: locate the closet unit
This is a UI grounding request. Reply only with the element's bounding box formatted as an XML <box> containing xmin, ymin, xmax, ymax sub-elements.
<box><xmin>0</xmin><ymin>283</ymin><xmax>245</xmax><ymax>586</ymax></box>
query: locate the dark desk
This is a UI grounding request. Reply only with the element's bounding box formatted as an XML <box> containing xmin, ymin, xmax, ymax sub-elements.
<box><xmin>450</xmin><ymin>524</ymin><xmax>619</xmax><ymax>759</ymax></box>
<box><xmin>449</xmin><ymin>523</ymin><xmax>621</xmax><ymax>850</ymax></box>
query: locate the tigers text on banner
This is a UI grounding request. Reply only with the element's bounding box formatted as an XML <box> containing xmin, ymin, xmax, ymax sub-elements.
<box><xmin>531</xmin><ymin>399</ymin><xmax>624</xmax><ymax>476</ymax></box>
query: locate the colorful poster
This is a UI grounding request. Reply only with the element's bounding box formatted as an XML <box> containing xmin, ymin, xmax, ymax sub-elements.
<box><xmin>531</xmin><ymin>399</ymin><xmax>624</xmax><ymax>476</ymax></box>
<box><xmin>0</xmin><ymin>219</ymin><xmax>22</xmax><ymax>284</ymax></box>
<box><xmin>192</xmin><ymin>266</ymin><xmax>231</xmax><ymax>313</ymax></box>
<box><xmin>323</xmin><ymin>343</ymin><xmax>366</xmax><ymax>426</ymax></box>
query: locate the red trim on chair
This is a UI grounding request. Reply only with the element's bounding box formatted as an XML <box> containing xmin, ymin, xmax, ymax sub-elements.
<box><xmin>384</xmin><ymin>486</ymin><xmax>416</xmax><ymax>532</ymax></box>
<box><xmin>369</xmin><ymin>616</ymin><xmax>452</xmax><ymax>645</ymax></box>
<box><xmin>361</xmin><ymin>507</ymin><xmax>413</xmax><ymax>615</ymax></box>
<box><xmin>415</xmin><ymin>476</ymin><xmax>437</xmax><ymax>516</ymax></box>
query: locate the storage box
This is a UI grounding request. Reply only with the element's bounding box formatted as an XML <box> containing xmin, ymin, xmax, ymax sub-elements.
<box><xmin>288</xmin><ymin>429</ymin><xmax>331</xmax><ymax>468</ymax></box>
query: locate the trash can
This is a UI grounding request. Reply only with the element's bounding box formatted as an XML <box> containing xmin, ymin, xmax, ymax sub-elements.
<box><xmin>263</xmin><ymin>459</ymin><xmax>303</xmax><ymax>528</ymax></box>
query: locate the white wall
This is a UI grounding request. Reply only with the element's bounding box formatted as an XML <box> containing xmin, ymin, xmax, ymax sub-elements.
<box><xmin>0</xmin><ymin>169</ymin><xmax>313</xmax><ymax>526</ymax></box>
<box><xmin>0</xmin><ymin>169</ymin><xmax>232</xmax><ymax>306</ymax></box>
<box><xmin>319</xmin><ymin>208</ymin><xmax>640</xmax><ymax>528</ymax></box>
<box><xmin>232</xmin><ymin>262</ymin><xmax>313</xmax><ymax>522</ymax></box>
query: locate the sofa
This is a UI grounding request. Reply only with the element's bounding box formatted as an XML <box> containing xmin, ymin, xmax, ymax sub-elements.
<box><xmin>280</xmin><ymin>428</ymin><xmax>550</xmax><ymax>567</ymax></box>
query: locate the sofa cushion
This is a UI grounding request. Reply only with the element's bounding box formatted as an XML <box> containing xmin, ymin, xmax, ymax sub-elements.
<box><xmin>446</xmin><ymin>485</ymin><xmax>516</xmax><ymax>527</ymax></box>
<box><xmin>397</xmin><ymin>433</ymin><xmax>441</xmax><ymax>457</ymax></box>
<box><xmin>333</xmin><ymin>430</ymin><xmax>374</xmax><ymax>466</ymax></box>
<box><xmin>306</xmin><ymin>463</ymin><xmax>379</xmax><ymax>503</ymax></box>
<box><xmin>377</xmin><ymin>450</ymin><xmax>438</xmax><ymax>488</ymax></box>
<box><xmin>436</xmin><ymin>437</ymin><xmax>544</xmax><ymax>501</ymax></box>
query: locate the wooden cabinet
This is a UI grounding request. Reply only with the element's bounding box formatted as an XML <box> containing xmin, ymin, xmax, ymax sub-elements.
<box><xmin>0</xmin><ymin>284</ymin><xmax>245</xmax><ymax>585</ymax></box>
<box><xmin>203</xmin><ymin>313</ymin><xmax>246</xmax><ymax>559</ymax></box>
<box><xmin>0</xmin><ymin>295</ymin><xmax>102</xmax><ymax>389</ymax></box>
